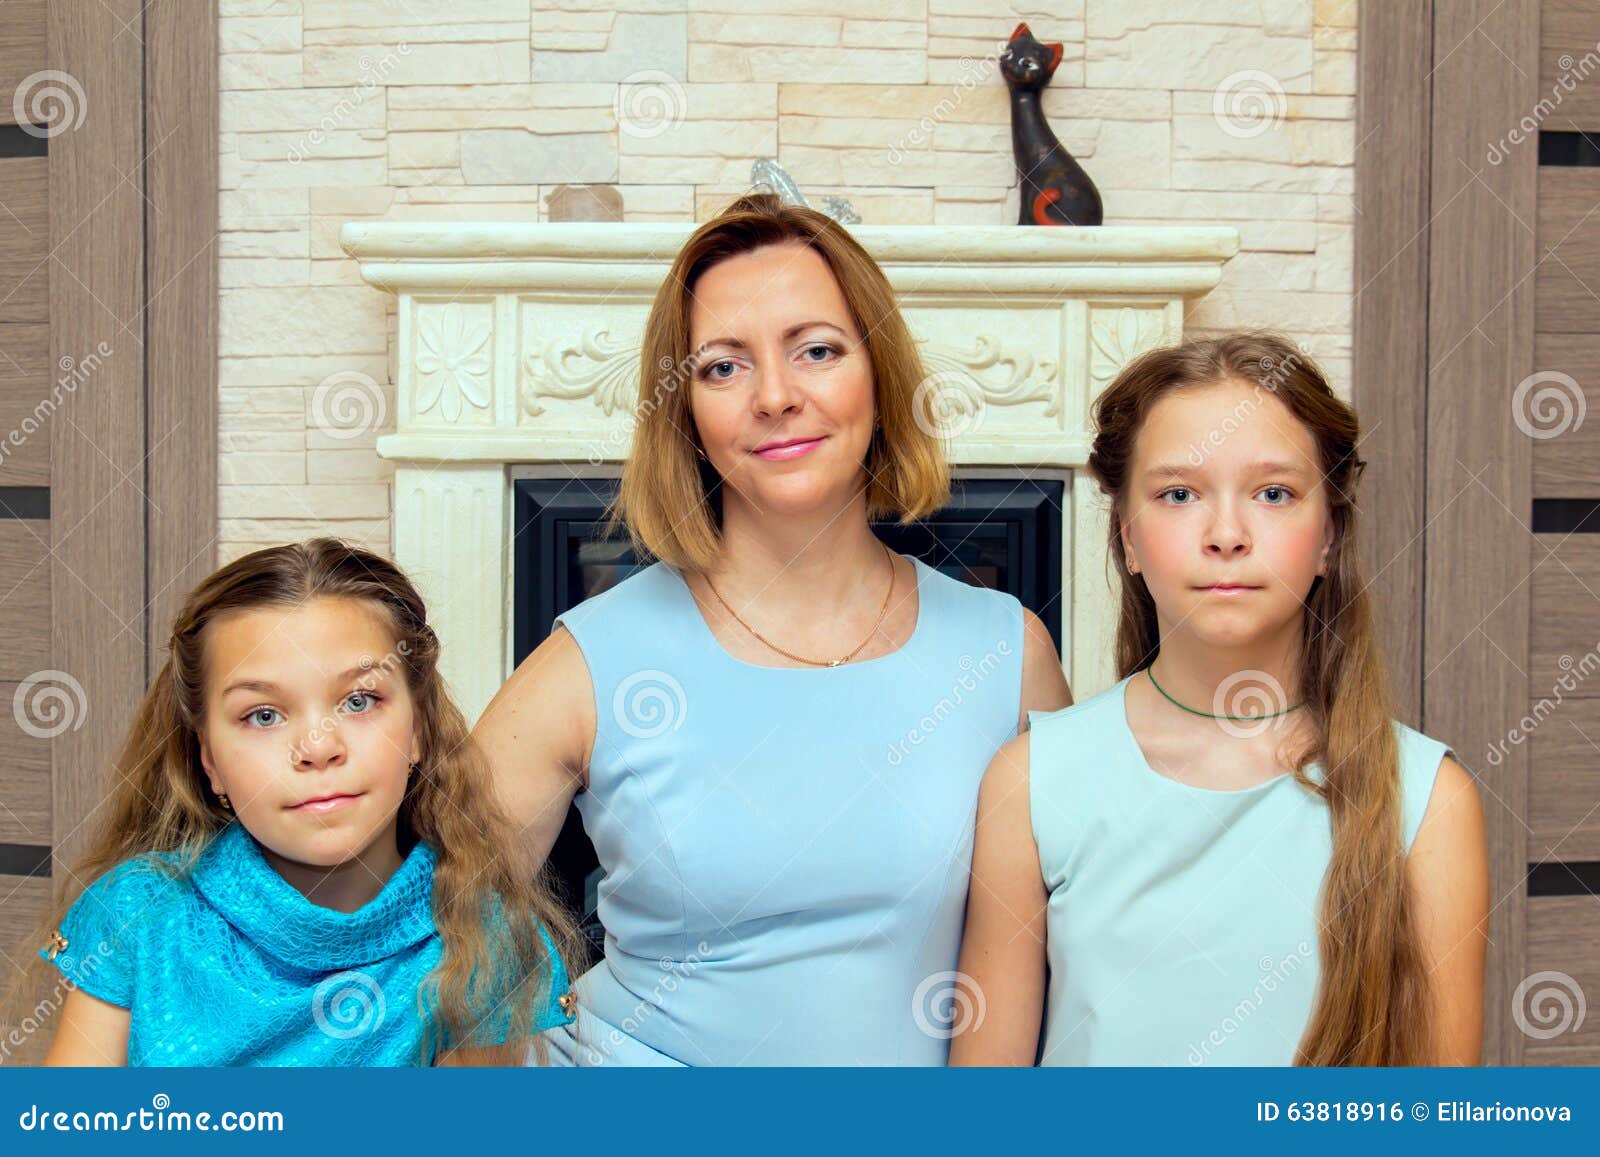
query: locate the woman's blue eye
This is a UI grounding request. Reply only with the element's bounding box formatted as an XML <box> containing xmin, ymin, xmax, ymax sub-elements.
<box><xmin>706</xmin><ymin>360</ymin><xmax>735</xmax><ymax>381</ymax></box>
<box><xmin>803</xmin><ymin>343</ymin><xmax>836</xmax><ymax>362</ymax></box>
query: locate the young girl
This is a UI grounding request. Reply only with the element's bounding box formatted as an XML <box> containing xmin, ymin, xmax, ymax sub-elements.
<box><xmin>950</xmin><ymin>332</ymin><xmax>1489</xmax><ymax>1066</ymax></box>
<box><xmin>3</xmin><ymin>538</ymin><xmax>583</xmax><ymax>1066</ymax></box>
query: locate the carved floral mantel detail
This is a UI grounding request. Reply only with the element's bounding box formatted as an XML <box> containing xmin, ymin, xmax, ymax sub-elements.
<box><xmin>412</xmin><ymin>303</ymin><xmax>494</xmax><ymax>422</ymax></box>
<box><xmin>341</xmin><ymin>222</ymin><xmax>1236</xmax><ymax>723</ymax></box>
<box><xmin>519</xmin><ymin>328</ymin><xmax>1061</xmax><ymax>422</ymax></box>
<box><xmin>1090</xmin><ymin>307</ymin><xmax>1172</xmax><ymax>392</ymax></box>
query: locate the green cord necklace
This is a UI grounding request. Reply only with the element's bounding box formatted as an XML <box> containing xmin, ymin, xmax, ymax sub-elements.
<box><xmin>1145</xmin><ymin>663</ymin><xmax>1305</xmax><ymax>721</ymax></box>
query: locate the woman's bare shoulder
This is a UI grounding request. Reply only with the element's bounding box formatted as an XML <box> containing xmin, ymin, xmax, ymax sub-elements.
<box><xmin>477</xmin><ymin>624</ymin><xmax>596</xmax><ymax>786</ymax></box>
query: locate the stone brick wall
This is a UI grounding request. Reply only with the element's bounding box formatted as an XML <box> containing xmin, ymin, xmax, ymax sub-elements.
<box><xmin>218</xmin><ymin>0</ymin><xmax>1358</xmax><ymax>561</ymax></box>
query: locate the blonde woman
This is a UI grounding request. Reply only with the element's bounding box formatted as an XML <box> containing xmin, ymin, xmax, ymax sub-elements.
<box><xmin>475</xmin><ymin>193</ymin><xmax>1073</xmax><ymax>1065</ymax></box>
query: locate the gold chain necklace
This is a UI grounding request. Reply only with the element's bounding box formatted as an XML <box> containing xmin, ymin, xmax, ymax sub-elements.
<box><xmin>703</xmin><ymin>541</ymin><xmax>896</xmax><ymax>668</ymax></box>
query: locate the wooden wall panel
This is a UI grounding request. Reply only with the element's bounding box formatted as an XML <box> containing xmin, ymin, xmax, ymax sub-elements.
<box><xmin>0</xmin><ymin>323</ymin><xmax>50</xmax><ymax>486</ymax></box>
<box><xmin>1355</xmin><ymin>0</ymin><xmax>1433</xmax><ymax>727</ymax></box>
<box><xmin>1425</xmin><ymin>0</ymin><xmax>1540</xmax><ymax>1067</ymax></box>
<box><xmin>1530</xmin><ymin>697</ymin><xmax>1600</xmax><ymax>860</ymax></box>
<box><xmin>0</xmin><ymin>0</ymin><xmax>46</xmax><ymax>126</ymax></box>
<box><xmin>1531</xmin><ymin>536</ymin><xmax>1600</xmax><ymax>692</ymax></box>
<box><xmin>1531</xmin><ymin>333</ymin><xmax>1600</xmax><ymax>498</ymax></box>
<box><xmin>1535</xmin><ymin>167</ymin><xmax>1600</xmax><ymax>333</ymax></box>
<box><xmin>0</xmin><ymin>155</ymin><xmax>47</xmax><ymax>327</ymax></box>
<box><xmin>1540</xmin><ymin>0</ymin><xmax>1600</xmax><ymax>132</ymax></box>
<box><xmin>144</xmin><ymin>0</ymin><xmax>218</xmax><ymax>676</ymax></box>
<box><xmin>1524</xmin><ymin>898</ymin><xmax>1600</xmax><ymax>1062</ymax></box>
<box><xmin>47</xmin><ymin>0</ymin><xmax>148</xmax><ymax>878</ymax></box>
<box><xmin>0</xmin><ymin>519</ymin><xmax>50</xmax><ymax>678</ymax></box>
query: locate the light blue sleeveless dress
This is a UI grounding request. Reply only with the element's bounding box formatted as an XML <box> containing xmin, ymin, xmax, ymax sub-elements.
<box><xmin>1026</xmin><ymin>672</ymin><xmax>1451</xmax><ymax>1066</ymax></box>
<box><xmin>542</xmin><ymin>552</ymin><xmax>1024</xmax><ymax>1065</ymax></box>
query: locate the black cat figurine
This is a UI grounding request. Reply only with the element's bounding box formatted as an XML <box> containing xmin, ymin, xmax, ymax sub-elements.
<box><xmin>1001</xmin><ymin>22</ymin><xmax>1103</xmax><ymax>227</ymax></box>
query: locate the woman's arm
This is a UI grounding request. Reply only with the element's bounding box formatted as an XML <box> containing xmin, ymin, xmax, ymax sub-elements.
<box><xmin>948</xmin><ymin>733</ymin><xmax>1048</xmax><ymax>1065</ymax></box>
<box><xmin>471</xmin><ymin>625</ymin><xmax>596</xmax><ymax>869</ymax></box>
<box><xmin>1018</xmin><ymin>608</ymin><xmax>1072</xmax><ymax>733</ymax></box>
<box><xmin>42</xmin><ymin>987</ymin><xmax>130</xmax><ymax>1066</ymax></box>
<box><xmin>1406</xmin><ymin>755</ymin><xmax>1489</xmax><ymax>1065</ymax></box>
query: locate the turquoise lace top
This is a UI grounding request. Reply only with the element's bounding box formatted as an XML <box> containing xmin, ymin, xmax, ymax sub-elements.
<box><xmin>41</xmin><ymin>820</ymin><xmax>574</xmax><ymax>1066</ymax></box>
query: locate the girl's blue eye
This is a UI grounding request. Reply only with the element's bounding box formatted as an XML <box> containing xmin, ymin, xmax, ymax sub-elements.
<box><xmin>244</xmin><ymin>707</ymin><xmax>281</xmax><ymax>728</ymax></box>
<box><xmin>1259</xmin><ymin>485</ymin><xmax>1292</xmax><ymax>504</ymax></box>
<box><xmin>343</xmin><ymin>691</ymin><xmax>378</xmax><ymax>714</ymax></box>
<box><xmin>1160</xmin><ymin>487</ymin><xmax>1193</xmax><ymax>504</ymax></box>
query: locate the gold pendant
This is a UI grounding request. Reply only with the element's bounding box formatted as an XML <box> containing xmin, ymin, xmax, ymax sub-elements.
<box><xmin>46</xmin><ymin>931</ymin><xmax>68</xmax><ymax>960</ymax></box>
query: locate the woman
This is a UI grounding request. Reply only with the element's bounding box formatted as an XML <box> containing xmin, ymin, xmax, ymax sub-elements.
<box><xmin>473</xmin><ymin>193</ymin><xmax>1073</xmax><ymax>1065</ymax></box>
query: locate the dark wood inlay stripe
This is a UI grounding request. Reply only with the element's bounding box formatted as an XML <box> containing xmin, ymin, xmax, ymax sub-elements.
<box><xmin>1527</xmin><ymin>860</ymin><xmax>1600</xmax><ymax>896</ymax></box>
<box><xmin>0</xmin><ymin>843</ymin><xmax>49</xmax><ymax>878</ymax></box>
<box><xmin>1532</xmin><ymin>498</ymin><xmax>1600</xmax><ymax>533</ymax></box>
<box><xmin>1540</xmin><ymin>129</ymin><xmax>1600</xmax><ymax>166</ymax></box>
<box><xmin>0</xmin><ymin>124</ymin><xmax>48</xmax><ymax>159</ymax></box>
<box><xmin>0</xmin><ymin>486</ymin><xmax>47</xmax><ymax>519</ymax></box>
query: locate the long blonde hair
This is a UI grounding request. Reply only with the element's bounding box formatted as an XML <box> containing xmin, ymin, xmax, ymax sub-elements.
<box><xmin>1087</xmin><ymin>331</ymin><xmax>1432</xmax><ymax>1065</ymax></box>
<box><xmin>611</xmin><ymin>191</ymin><xmax>951</xmax><ymax>570</ymax></box>
<box><xmin>2</xmin><ymin>538</ymin><xmax>584</xmax><ymax>1065</ymax></box>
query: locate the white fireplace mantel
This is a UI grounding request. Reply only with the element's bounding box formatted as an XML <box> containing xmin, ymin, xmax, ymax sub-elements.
<box><xmin>340</xmin><ymin>221</ymin><xmax>1237</xmax><ymax>723</ymax></box>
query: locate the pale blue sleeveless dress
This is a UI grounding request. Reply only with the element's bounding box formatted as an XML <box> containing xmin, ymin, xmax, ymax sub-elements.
<box><xmin>1027</xmin><ymin>672</ymin><xmax>1451</xmax><ymax>1066</ymax></box>
<box><xmin>541</xmin><ymin>552</ymin><xmax>1024</xmax><ymax>1065</ymax></box>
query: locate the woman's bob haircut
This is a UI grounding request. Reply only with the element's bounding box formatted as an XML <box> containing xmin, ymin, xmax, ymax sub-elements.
<box><xmin>609</xmin><ymin>192</ymin><xmax>951</xmax><ymax>571</ymax></box>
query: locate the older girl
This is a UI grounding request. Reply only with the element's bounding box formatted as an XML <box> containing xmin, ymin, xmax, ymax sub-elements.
<box><xmin>951</xmin><ymin>332</ymin><xmax>1488</xmax><ymax>1066</ymax></box>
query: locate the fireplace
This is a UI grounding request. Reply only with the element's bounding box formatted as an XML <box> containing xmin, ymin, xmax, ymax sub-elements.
<box><xmin>512</xmin><ymin>467</ymin><xmax>1068</xmax><ymax>942</ymax></box>
<box><xmin>339</xmin><ymin>221</ymin><xmax>1234</xmax><ymax>728</ymax></box>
